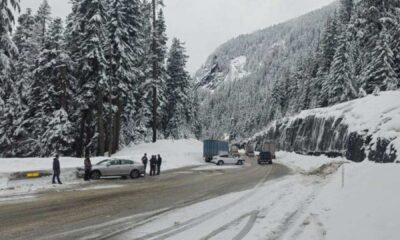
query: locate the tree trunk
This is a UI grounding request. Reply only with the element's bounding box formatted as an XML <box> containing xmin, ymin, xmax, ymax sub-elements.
<box><xmin>97</xmin><ymin>91</ymin><xmax>105</xmax><ymax>156</ymax></box>
<box><xmin>113</xmin><ymin>98</ymin><xmax>122</xmax><ymax>153</ymax></box>
<box><xmin>152</xmin><ymin>0</ymin><xmax>158</xmax><ymax>143</ymax></box>
<box><xmin>77</xmin><ymin>110</ymin><xmax>87</xmax><ymax>157</ymax></box>
<box><xmin>60</xmin><ymin>65</ymin><xmax>67</xmax><ymax>110</ymax></box>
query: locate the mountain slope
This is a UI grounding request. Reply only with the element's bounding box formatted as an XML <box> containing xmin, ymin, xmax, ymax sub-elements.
<box><xmin>196</xmin><ymin>3</ymin><xmax>339</xmax><ymax>140</ymax></box>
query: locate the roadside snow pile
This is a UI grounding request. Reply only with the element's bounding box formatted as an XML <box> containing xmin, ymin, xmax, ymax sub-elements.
<box><xmin>0</xmin><ymin>173</ymin><xmax>8</xmax><ymax>190</ymax></box>
<box><xmin>115</xmin><ymin>139</ymin><xmax>204</xmax><ymax>171</ymax></box>
<box><xmin>0</xmin><ymin>157</ymin><xmax>106</xmax><ymax>174</ymax></box>
<box><xmin>276</xmin><ymin>151</ymin><xmax>348</xmax><ymax>175</ymax></box>
<box><xmin>0</xmin><ymin>139</ymin><xmax>203</xmax><ymax>174</ymax></box>
<box><xmin>284</xmin><ymin>162</ymin><xmax>400</xmax><ymax>240</ymax></box>
<box><xmin>0</xmin><ymin>139</ymin><xmax>203</xmax><ymax>195</ymax></box>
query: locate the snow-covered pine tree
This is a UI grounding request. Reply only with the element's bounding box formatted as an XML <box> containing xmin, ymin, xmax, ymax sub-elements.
<box><xmin>41</xmin><ymin>109</ymin><xmax>75</xmax><ymax>156</ymax></box>
<box><xmin>14</xmin><ymin>14</ymin><xmax>73</xmax><ymax>157</ymax></box>
<box><xmin>318</xmin><ymin>13</ymin><xmax>339</xmax><ymax>75</ymax></box>
<box><xmin>106</xmin><ymin>0</ymin><xmax>143</xmax><ymax>152</ymax></box>
<box><xmin>363</xmin><ymin>25</ymin><xmax>397</xmax><ymax>93</ymax></box>
<box><xmin>328</xmin><ymin>30</ymin><xmax>356</xmax><ymax>105</ymax></box>
<box><xmin>0</xmin><ymin>0</ymin><xmax>20</xmax><ymax>102</ymax></box>
<box><xmin>12</xmin><ymin>8</ymin><xmax>39</xmax><ymax>105</ymax></box>
<box><xmin>0</xmin><ymin>0</ymin><xmax>23</xmax><ymax>157</ymax></box>
<box><xmin>141</xmin><ymin>0</ymin><xmax>168</xmax><ymax>141</ymax></box>
<box><xmin>34</xmin><ymin>0</ymin><xmax>51</xmax><ymax>47</ymax></box>
<box><xmin>339</xmin><ymin>0</ymin><xmax>354</xmax><ymax>24</ymax></box>
<box><xmin>163</xmin><ymin>38</ymin><xmax>191</xmax><ymax>138</ymax></box>
<box><xmin>34</xmin><ymin>18</ymin><xmax>76</xmax><ymax>156</ymax></box>
<box><xmin>68</xmin><ymin>0</ymin><xmax>108</xmax><ymax>157</ymax></box>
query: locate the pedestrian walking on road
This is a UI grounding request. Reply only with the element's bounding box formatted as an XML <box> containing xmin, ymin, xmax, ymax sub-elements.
<box><xmin>150</xmin><ymin>155</ymin><xmax>156</xmax><ymax>176</ymax></box>
<box><xmin>156</xmin><ymin>154</ymin><xmax>162</xmax><ymax>175</ymax></box>
<box><xmin>52</xmin><ymin>154</ymin><xmax>62</xmax><ymax>184</ymax></box>
<box><xmin>84</xmin><ymin>157</ymin><xmax>92</xmax><ymax>181</ymax></box>
<box><xmin>142</xmin><ymin>153</ymin><xmax>148</xmax><ymax>175</ymax></box>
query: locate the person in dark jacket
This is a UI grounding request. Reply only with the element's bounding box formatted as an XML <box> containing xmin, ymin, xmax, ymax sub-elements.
<box><xmin>156</xmin><ymin>154</ymin><xmax>162</xmax><ymax>175</ymax></box>
<box><xmin>150</xmin><ymin>155</ymin><xmax>156</xmax><ymax>176</ymax></box>
<box><xmin>52</xmin><ymin>154</ymin><xmax>62</xmax><ymax>184</ymax></box>
<box><xmin>84</xmin><ymin>157</ymin><xmax>92</xmax><ymax>181</ymax></box>
<box><xmin>141</xmin><ymin>153</ymin><xmax>148</xmax><ymax>175</ymax></box>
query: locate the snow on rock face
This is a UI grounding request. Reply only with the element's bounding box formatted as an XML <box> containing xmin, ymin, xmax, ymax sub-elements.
<box><xmin>250</xmin><ymin>91</ymin><xmax>400</xmax><ymax>162</ymax></box>
<box><xmin>223</xmin><ymin>56</ymin><xmax>248</xmax><ymax>83</ymax></box>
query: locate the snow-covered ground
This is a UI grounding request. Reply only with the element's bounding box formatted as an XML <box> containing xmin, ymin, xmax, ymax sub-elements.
<box><xmin>0</xmin><ymin>139</ymin><xmax>205</xmax><ymax>195</ymax></box>
<box><xmin>110</xmin><ymin>152</ymin><xmax>400</xmax><ymax>240</ymax></box>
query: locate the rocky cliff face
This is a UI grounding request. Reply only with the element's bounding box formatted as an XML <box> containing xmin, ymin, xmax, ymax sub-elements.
<box><xmin>250</xmin><ymin>116</ymin><xmax>366</xmax><ymax>162</ymax></box>
<box><xmin>248</xmin><ymin>92</ymin><xmax>400</xmax><ymax>163</ymax></box>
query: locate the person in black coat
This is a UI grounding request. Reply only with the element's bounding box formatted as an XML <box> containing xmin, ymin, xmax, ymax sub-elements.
<box><xmin>141</xmin><ymin>153</ymin><xmax>148</xmax><ymax>175</ymax></box>
<box><xmin>156</xmin><ymin>154</ymin><xmax>162</xmax><ymax>175</ymax></box>
<box><xmin>84</xmin><ymin>157</ymin><xmax>92</xmax><ymax>181</ymax></box>
<box><xmin>150</xmin><ymin>155</ymin><xmax>156</xmax><ymax>176</ymax></box>
<box><xmin>52</xmin><ymin>154</ymin><xmax>62</xmax><ymax>184</ymax></box>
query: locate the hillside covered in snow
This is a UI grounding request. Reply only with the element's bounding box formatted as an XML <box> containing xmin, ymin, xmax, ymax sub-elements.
<box><xmin>197</xmin><ymin>0</ymin><xmax>400</xmax><ymax>143</ymax></box>
<box><xmin>249</xmin><ymin>91</ymin><xmax>400</xmax><ymax>162</ymax></box>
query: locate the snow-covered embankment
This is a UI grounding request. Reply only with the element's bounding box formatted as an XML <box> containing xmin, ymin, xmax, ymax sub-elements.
<box><xmin>250</xmin><ymin>91</ymin><xmax>400</xmax><ymax>162</ymax></box>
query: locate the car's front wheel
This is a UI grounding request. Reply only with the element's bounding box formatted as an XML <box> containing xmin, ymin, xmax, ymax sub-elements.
<box><xmin>130</xmin><ymin>169</ymin><xmax>140</xmax><ymax>179</ymax></box>
<box><xmin>217</xmin><ymin>160</ymin><xmax>224</xmax><ymax>166</ymax></box>
<box><xmin>90</xmin><ymin>170</ymin><xmax>101</xmax><ymax>180</ymax></box>
<box><xmin>237</xmin><ymin>160</ymin><xmax>244</xmax><ymax>165</ymax></box>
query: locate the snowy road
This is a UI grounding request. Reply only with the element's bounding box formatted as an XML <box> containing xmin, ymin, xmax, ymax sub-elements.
<box><xmin>0</xmin><ymin>157</ymin><xmax>290</xmax><ymax>240</ymax></box>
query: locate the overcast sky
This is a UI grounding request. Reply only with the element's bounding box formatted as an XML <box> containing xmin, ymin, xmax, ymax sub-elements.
<box><xmin>19</xmin><ymin>0</ymin><xmax>335</xmax><ymax>73</ymax></box>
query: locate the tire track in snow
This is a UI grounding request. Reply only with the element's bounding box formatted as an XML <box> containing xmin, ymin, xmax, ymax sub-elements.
<box><xmin>199</xmin><ymin>210</ymin><xmax>259</xmax><ymax>240</ymax></box>
<box><xmin>121</xmin><ymin>165</ymin><xmax>276</xmax><ymax>240</ymax></box>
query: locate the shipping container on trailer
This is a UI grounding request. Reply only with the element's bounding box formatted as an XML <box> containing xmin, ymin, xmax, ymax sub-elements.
<box><xmin>203</xmin><ymin>140</ymin><xmax>229</xmax><ymax>162</ymax></box>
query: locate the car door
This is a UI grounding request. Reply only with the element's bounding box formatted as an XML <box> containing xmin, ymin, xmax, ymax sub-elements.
<box><xmin>225</xmin><ymin>155</ymin><xmax>236</xmax><ymax>164</ymax></box>
<box><xmin>106</xmin><ymin>159</ymin><xmax>121</xmax><ymax>176</ymax></box>
<box><xmin>120</xmin><ymin>160</ymin><xmax>134</xmax><ymax>175</ymax></box>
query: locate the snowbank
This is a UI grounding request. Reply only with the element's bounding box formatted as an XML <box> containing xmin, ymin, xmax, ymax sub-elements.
<box><xmin>0</xmin><ymin>139</ymin><xmax>203</xmax><ymax>174</ymax></box>
<box><xmin>115</xmin><ymin>139</ymin><xmax>204</xmax><ymax>171</ymax></box>
<box><xmin>276</xmin><ymin>151</ymin><xmax>347</xmax><ymax>173</ymax></box>
<box><xmin>0</xmin><ymin>139</ymin><xmax>204</xmax><ymax>195</ymax></box>
<box><xmin>286</xmin><ymin>161</ymin><xmax>400</xmax><ymax>240</ymax></box>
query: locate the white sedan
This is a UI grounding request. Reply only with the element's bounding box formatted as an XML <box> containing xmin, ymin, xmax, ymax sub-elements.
<box><xmin>211</xmin><ymin>154</ymin><xmax>245</xmax><ymax>166</ymax></box>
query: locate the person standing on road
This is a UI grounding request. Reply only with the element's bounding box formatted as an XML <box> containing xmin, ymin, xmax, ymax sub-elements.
<box><xmin>150</xmin><ymin>155</ymin><xmax>156</xmax><ymax>176</ymax></box>
<box><xmin>52</xmin><ymin>154</ymin><xmax>62</xmax><ymax>184</ymax></box>
<box><xmin>142</xmin><ymin>153</ymin><xmax>148</xmax><ymax>175</ymax></box>
<box><xmin>156</xmin><ymin>154</ymin><xmax>162</xmax><ymax>175</ymax></box>
<box><xmin>84</xmin><ymin>157</ymin><xmax>92</xmax><ymax>181</ymax></box>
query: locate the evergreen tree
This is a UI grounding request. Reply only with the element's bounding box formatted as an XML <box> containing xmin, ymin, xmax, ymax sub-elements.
<box><xmin>68</xmin><ymin>0</ymin><xmax>108</xmax><ymax>157</ymax></box>
<box><xmin>318</xmin><ymin>13</ymin><xmax>338</xmax><ymax>74</ymax></box>
<box><xmin>35</xmin><ymin>0</ymin><xmax>51</xmax><ymax>47</ymax></box>
<box><xmin>106</xmin><ymin>0</ymin><xmax>143</xmax><ymax>151</ymax></box>
<box><xmin>328</xmin><ymin>31</ymin><xmax>355</xmax><ymax>104</ymax></box>
<box><xmin>339</xmin><ymin>0</ymin><xmax>354</xmax><ymax>23</ymax></box>
<box><xmin>0</xmin><ymin>0</ymin><xmax>20</xmax><ymax>100</ymax></box>
<box><xmin>41</xmin><ymin>109</ymin><xmax>75</xmax><ymax>156</ymax></box>
<box><xmin>163</xmin><ymin>38</ymin><xmax>191</xmax><ymax>138</ymax></box>
<box><xmin>363</xmin><ymin>26</ymin><xmax>397</xmax><ymax>93</ymax></box>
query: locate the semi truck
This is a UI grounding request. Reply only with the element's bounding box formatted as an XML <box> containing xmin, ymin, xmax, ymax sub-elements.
<box><xmin>257</xmin><ymin>142</ymin><xmax>277</xmax><ymax>165</ymax></box>
<box><xmin>203</xmin><ymin>140</ymin><xmax>229</xmax><ymax>162</ymax></box>
<box><xmin>245</xmin><ymin>144</ymin><xmax>255</xmax><ymax>157</ymax></box>
<box><xmin>231</xmin><ymin>145</ymin><xmax>240</xmax><ymax>157</ymax></box>
<box><xmin>261</xmin><ymin>142</ymin><xmax>277</xmax><ymax>159</ymax></box>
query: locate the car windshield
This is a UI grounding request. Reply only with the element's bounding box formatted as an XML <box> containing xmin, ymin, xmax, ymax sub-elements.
<box><xmin>96</xmin><ymin>160</ymin><xmax>110</xmax><ymax>165</ymax></box>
